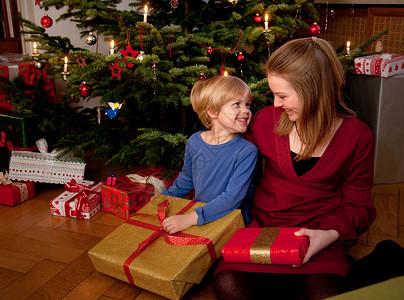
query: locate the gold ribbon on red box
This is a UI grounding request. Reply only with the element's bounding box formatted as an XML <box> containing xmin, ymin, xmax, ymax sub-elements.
<box><xmin>123</xmin><ymin>199</ymin><xmax>216</xmax><ymax>285</ymax></box>
<box><xmin>221</xmin><ymin>227</ymin><xmax>309</xmax><ymax>265</ymax></box>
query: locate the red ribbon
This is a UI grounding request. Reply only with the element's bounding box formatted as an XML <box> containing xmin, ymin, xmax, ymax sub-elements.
<box><xmin>0</xmin><ymin>131</ymin><xmax>38</xmax><ymax>151</ymax></box>
<box><xmin>123</xmin><ymin>200</ymin><xmax>217</xmax><ymax>285</ymax></box>
<box><xmin>63</xmin><ymin>179</ymin><xmax>100</xmax><ymax>218</ymax></box>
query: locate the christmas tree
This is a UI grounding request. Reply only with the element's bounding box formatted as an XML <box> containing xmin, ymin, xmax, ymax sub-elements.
<box><xmin>1</xmin><ymin>0</ymin><xmax>336</xmax><ymax>169</ymax></box>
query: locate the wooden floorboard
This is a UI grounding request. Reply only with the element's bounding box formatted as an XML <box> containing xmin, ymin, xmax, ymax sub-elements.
<box><xmin>0</xmin><ymin>166</ymin><xmax>403</xmax><ymax>299</ymax></box>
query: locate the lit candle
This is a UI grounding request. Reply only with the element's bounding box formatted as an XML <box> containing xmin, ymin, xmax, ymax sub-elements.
<box><xmin>264</xmin><ymin>14</ymin><xmax>269</xmax><ymax>32</ymax></box>
<box><xmin>110</xmin><ymin>40</ymin><xmax>115</xmax><ymax>54</ymax></box>
<box><xmin>33</xmin><ymin>42</ymin><xmax>37</xmax><ymax>55</ymax></box>
<box><xmin>143</xmin><ymin>5</ymin><xmax>148</xmax><ymax>23</ymax></box>
<box><xmin>223</xmin><ymin>70</ymin><xmax>228</xmax><ymax>76</ymax></box>
<box><xmin>346</xmin><ymin>41</ymin><xmax>351</xmax><ymax>55</ymax></box>
<box><xmin>64</xmin><ymin>56</ymin><xmax>68</xmax><ymax>73</ymax></box>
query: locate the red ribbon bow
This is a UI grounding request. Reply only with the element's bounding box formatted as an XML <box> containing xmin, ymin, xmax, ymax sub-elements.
<box><xmin>63</xmin><ymin>179</ymin><xmax>97</xmax><ymax>218</ymax></box>
<box><xmin>123</xmin><ymin>200</ymin><xmax>217</xmax><ymax>285</ymax></box>
<box><xmin>0</xmin><ymin>131</ymin><xmax>38</xmax><ymax>152</ymax></box>
<box><xmin>0</xmin><ymin>131</ymin><xmax>14</xmax><ymax>151</ymax></box>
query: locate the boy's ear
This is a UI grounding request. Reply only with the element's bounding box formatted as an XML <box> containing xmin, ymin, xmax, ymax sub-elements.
<box><xmin>206</xmin><ymin>108</ymin><xmax>218</xmax><ymax>119</ymax></box>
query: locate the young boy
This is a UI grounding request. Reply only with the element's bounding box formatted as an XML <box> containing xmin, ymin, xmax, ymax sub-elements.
<box><xmin>161</xmin><ymin>75</ymin><xmax>258</xmax><ymax>234</ymax></box>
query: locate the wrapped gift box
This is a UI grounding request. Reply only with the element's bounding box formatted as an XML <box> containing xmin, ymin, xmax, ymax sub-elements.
<box><xmin>88</xmin><ymin>195</ymin><xmax>244</xmax><ymax>300</ymax></box>
<box><xmin>355</xmin><ymin>53</ymin><xmax>404</xmax><ymax>78</ymax></box>
<box><xmin>8</xmin><ymin>150</ymin><xmax>86</xmax><ymax>184</ymax></box>
<box><xmin>221</xmin><ymin>227</ymin><xmax>309</xmax><ymax>265</ymax></box>
<box><xmin>0</xmin><ymin>61</ymin><xmax>56</xmax><ymax>111</ymax></box>
<box><xmin>0</xmin><ymin>172</ymin><xmax>35</xmax><ymax>206</ymax></box>
<box><xmin>50</xmin><ymin>180</ymin><xmax>101</xmax><ymax>219</ymax></box>
<box><xmin>101</xmin><ymin>166</ymin><xmax>179</xmax><ymax>220</ymax></box>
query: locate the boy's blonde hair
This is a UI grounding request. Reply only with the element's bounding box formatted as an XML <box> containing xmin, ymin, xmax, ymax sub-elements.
<box><xmin>190</xmin><ymin>75</ymin><xmax>251</xmax><ymax>129</ymax></box>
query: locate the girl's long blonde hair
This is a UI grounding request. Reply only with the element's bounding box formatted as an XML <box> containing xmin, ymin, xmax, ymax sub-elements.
<box><xmin>265</xmin><ymin>37</ymin><xmax>355</xmax><ymax>160</ymax></box>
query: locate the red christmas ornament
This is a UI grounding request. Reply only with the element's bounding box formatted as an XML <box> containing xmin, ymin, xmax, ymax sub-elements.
<box><xmin>309</xmin><ymin>23</ymin><xmax>321</xmax><ymax>36</ymax></box>
<box><xmin>170</xmin><ymin>0</ymin><xmax>179</xmax><ymax>8</ymax></box>
<box><xmin>110</xmin><ymin>60</ymin><xmax>123</xmax><ymax>80</ymax></box>
<box><xmin>207</xmin><ymin>47</ymin><xmax>214</xmax><ymax>55</ymax></box>
<box><xmin>198</xmin><ymin>73</ymin><xmax>206</xmax><ymax>81</ymax></box>
<box><xmin>237</xmin><ymin>52</ymin><xmax>245</xmax><ymax>61</ymax></box>
<box><xmin>79</xmin><ymin>82</ymin><xmax>91</xmax><ymax>97</ymax></box>
<box><xmin>41</xmin><ymin>14</ymin><xmax>53</xmax><ymax>28</ymax></box>
<box><xmin>254</xmin><ymin>13</ymin><xmax>262</xmax><ymax>24</ymax></box>
<box><xmin>76</xmin><ymin>56</ymin><xmax>87</xmax><ymax>68</ymax></box>
<box><xmin>119</xmin><ymin>44</ymin><xmax>140</xmax><ymax>64</ymax></box>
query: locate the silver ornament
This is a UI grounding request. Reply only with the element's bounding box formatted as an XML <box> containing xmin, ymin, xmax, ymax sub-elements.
<box><xmin>85</xmin><ymin>32</ymin><xmax>97</xmax><ymax>45</ymax></box>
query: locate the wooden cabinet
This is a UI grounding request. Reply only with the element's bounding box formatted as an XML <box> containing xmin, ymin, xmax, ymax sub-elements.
<box><xmin>315</xmin><ymin>3</ymin><xmax>404</xmax><ymax>54</ymax></box>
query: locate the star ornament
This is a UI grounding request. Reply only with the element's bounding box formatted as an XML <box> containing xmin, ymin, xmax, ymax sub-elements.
<box><xmin>119</xmin><ymin>44</ymin><xmax>140</xmax><ymax>64</ymax></box>
<box><xmin>110</xmin><ymin>60</ymin><xmax>123</xmax><ymax>79</ymax></box>
<box><xmin>76</xmin><ymin>56</ymin><xmax>87</xmax><ymax>68</ymax></box>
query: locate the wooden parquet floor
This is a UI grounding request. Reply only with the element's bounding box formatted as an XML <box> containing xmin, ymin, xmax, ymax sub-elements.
<box><xmin>1</xmin><ymin>164</ymin><xmax>404</xmax><ymax>300</ymax></box>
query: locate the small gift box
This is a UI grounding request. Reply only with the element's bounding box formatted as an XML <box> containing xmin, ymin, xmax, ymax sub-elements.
<box><xmin>106</xmin><ymin>173</ymin><xmax>116</xmax><ymax>186</ymax></box>
<box><xmin>8</xmin><ymin>139</ymin><xmax>86</xmax><ymax>184</ymax></box>
<box><xmin>101</xmin><ymin>166</ymin><xmax>179</xmax><ymax>220</ymax></box>
<box><xmin>354</xmin><ymin>53</ymin><xmax>404</xmax><ymax>78</ymax></box>
<box><xmin>0</xmin><ymin>171</ymin><xmax>35</xmax><ymax>206</ymax></box>
<box><xmin>221</xmin><ymin>227</ymin><xmax>309</xmax><ymax>265</ymax></box>
<box><xmin>50</xmin><ymin>179</ymin><xmax>101</xmax><ymax>219</ymax></box>
<box><xmin>88</xmin><ymin>194</ymin><xmax>244</xmax><ymax>300</ymax></box>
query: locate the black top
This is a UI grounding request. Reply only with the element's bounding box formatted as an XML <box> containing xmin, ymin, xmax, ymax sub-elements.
<box><xmin>291</xmin><ymin>151</ymin><xmax>320</xmax><ymax>177</ymax></box>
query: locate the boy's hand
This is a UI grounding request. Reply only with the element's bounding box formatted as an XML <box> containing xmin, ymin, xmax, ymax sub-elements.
<box><xmin>162</xmin><ymin>211</ymin><xmax>198</xmax><ymax>234</ymax></box>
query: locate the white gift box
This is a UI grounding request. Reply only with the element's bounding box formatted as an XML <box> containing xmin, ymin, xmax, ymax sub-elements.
<box><xmin>50</xmin><ymin>180</ymin><xmax>102</xmax><ymax>219</ymax></box>
<box><xmin>355</xmin><ymin>53</ymin><xmax>404</xmax><ymax>78</ymax></box>
<box><xmin>8</xmin><ymin>138</ymin><xmax>86</xmax><ymax>184</ymax></box>
<box><xmin>8</xmin><ymin>150</ymin><xmax>85</xmax><ymax>184</ymax></box>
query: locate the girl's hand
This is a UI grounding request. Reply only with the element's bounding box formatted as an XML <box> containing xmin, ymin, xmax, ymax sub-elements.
<box><xmin>162</xmin><ymin>211</ymin><xmax>198</xmax><ymax>234</ymax></box>
<box><xmin>294</xmin><ymin>228</ymin><xmax>339</xmax><ymax>265</ymax></box>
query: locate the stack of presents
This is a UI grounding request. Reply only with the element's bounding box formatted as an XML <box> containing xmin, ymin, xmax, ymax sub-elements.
<box><xmin>4</xmin><ymin>54</ymin><xmax>404</xmax><ymax>300</ymax></box>
<box><xmin>0</xmin><ymin>134</ymin><xmax>310</xmax><ymax>299</ymax></box>
<box><xmin>1</xmin><ymin>54</ymin><xmax>404</xmax><ymax>299</ymax></box>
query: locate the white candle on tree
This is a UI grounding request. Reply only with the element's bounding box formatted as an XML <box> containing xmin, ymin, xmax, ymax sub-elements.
<box><xmin>143</xmin><ymin>5</ymin><xmax>148</xmax><ymax>23</ymax></box>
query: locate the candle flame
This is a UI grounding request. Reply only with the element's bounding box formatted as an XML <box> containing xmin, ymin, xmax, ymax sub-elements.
<box><xmin>111</xmin><ymin>40</ymin><xmax>115</xmax><ymax>48</ymax></box>
<box><xmin>347</xmin><ymin>41</ymin><xmax>350</xmax><ymax>48</ymax></box>
<box><xmin>33</xmin><ymin>42</ymin><xmax>37</xmax><ymax>49</ymax></box>
<box><xmin>64</xmin><ymin>56</ymin><xmax>68</xmax><ymax>64</ymax></box>
<box><xmin>144</xmin><ymin>5</ymin><xmax>148</xmax><ymax>13</ymax></box>
<box><xmin>265</xmin><ymin>14</ymin><xmax>269</xmax><ymax>22</ymax></box>
<box><xmin>224</xmin><ymin>71</ymin><xmax>228</xmax><ymax>76</ymax></box>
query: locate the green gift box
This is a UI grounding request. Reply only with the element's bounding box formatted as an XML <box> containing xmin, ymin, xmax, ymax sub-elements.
<box><xmin>0</xmin><ymin>113</ymin><xmax>40</xmax><ymax>172</ymax></box>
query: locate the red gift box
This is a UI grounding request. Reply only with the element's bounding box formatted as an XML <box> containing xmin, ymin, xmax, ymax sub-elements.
<box><xmin>0</xmin><ymin>61</ymin><xmax>56</xmax><ymax>111</ymax></box>
<box><xmin>354</xmin><ymin>53</ymin><xmax>404</xmax><ymax>78</ymax></box>
<box><xmin>101</xmin><ymin>167</ymin><xmax>179</xmax><ymax>220</ymax></box>
<box><xmin>221</xmin><ymin>227</ymin><xmax>309</xmax><ymax>265</ymax></box>
<box><xmin>0</xmin><ymin>178</ymin><xmax>35</xmax><ymax>206</ymax></box>
<box><xmin>50</xmin><ymin>180</ymin><xmax>101</xmax><ymax>219</ymax></box>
